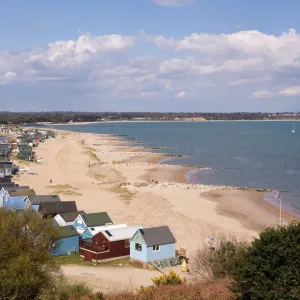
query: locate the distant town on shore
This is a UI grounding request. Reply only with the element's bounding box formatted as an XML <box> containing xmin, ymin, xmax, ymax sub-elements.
<box><xmin>0</xmin><ymin>111</ymin><xmax>299</xmax><ymax>124</ymax></box>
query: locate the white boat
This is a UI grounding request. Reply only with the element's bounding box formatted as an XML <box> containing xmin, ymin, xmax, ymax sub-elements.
<box><xmin>291</xmin><ymin>122</ymin><xmax>295</xmax><ymax>133</ymax></box>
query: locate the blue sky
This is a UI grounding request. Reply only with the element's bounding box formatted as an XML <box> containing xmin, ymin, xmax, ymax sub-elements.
<box><xmin>1</xmin><ymin>0</ymin><xmax>300</xmax><ymax>112</ymax></box>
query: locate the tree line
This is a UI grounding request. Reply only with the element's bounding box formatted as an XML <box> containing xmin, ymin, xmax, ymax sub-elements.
<box><xmin>0</xmin><ymin>111</ymin><xmax>299</xmax><ymax>124</ymax></box>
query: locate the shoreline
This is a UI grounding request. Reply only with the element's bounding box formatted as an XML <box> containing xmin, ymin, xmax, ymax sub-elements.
<box><xmin>16</xmin><ymin>129</ymin><xmax>298</xmax><ymax>252</ymax></box>
<box><xmin>34</xmin><ymin>127</ymin><xmax>299</xmax><ymax>217</ymax></box>
<box><xmin>36</xmin><ymin>119</ymin><xmax>300</xmax><ymax>126</ymax></box>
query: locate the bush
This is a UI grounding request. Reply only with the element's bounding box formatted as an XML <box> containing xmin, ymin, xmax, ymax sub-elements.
<box><xmin>151</xmin><ymin>270</ymin><xmax>185</xmax><ymax>286</ymax></box>
<box><xmin>137</xmin><ymin>280</ymin><xmax>233</xmax><ymax>300</ymax></box>
<box><xmin>232</xmin><ymin>222</ymin><xmax>300</xmax><ymax>299</ymax></box>
<box><xmin>190</xmin><ymin>236</ymin><xmax>247</xmax><ymax>281</ymax></box>
<box><xmin>211</xmin><ymin>240</ymin><xmax>247</xmax><ymax>279</ymax></box>
<box><xmin>41</xmin><ymin>278</ymin><xmax>94</xmax><ymax>300</ymax></box>
<box><xmin>0</xmin><ymin>208</ymin><xmax>60</xmax><ymax>299</ymax></box>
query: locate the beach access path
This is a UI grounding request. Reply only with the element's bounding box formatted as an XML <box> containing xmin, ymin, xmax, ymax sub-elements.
<box><xmin>62</xmin><ymin>265</ymin><xmax>161</xmax><ymax>292</ymax></box>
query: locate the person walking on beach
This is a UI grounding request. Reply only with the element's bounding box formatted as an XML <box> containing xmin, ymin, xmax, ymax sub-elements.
<box><xmin>50</xmin><ymin>178</ymin><xmax>52</xmax><ymax>184</ymax></box>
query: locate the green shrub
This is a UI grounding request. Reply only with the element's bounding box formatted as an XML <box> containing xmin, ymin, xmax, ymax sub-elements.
<box><xmin>0</xmin><ymin>208</ymin><xmax>59</xmax><ymax>299</ymax></box>
<box><xmin>211</xmin><ymin>240</ymin><xmax>247</xmax><ymax>279</ymax></box>
<box><xmin>232</xmin><ymin>222</ymin><xmax>300</xmax><ymax>299</ymax></box>
<box><xmin>151</xmin><ymin>270</ymin><xmax>185</xmax><ymax>286</ymax></box>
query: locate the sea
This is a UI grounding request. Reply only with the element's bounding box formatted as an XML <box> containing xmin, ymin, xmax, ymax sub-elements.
<box><xmin>50</xmin><ymin>121</ymin><xmax>300</xmax><ymax>215</ymax></box>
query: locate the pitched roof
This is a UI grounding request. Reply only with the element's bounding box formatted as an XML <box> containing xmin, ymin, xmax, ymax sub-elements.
<box><xmin>28</xmin><ymin>195</ymin><xmax>61</xmax><ymax>205</ymax></box>
<box><xmin>39</xmin><ymin>201</ymin><xmax>77</xmax><ymax>215</ymax></box>
<box><xmin>58</xmin><ymin>211</ymin><xmax>85</xmax><ymax>222</ymax></box>
<box><xmin>81</xmin><ymin>212</ymin><xmax>113</xmax><ymax>227</ymax></box>
<box><xmin>9</xmin><ymin>189</ymin><xmax>36</xmax><ymax>197</ymax></box>
<box><xmin>102</xmin><ymin>225</ymin><xmax>143</xmax><ymax>242</ymax></box>
<box><xmin>0</xmin><ymin>177</ymin><xmax>12</xmax><ymax>183</ymax></box>
<box><xmin>4</xmin><ymin>186</ymin><xmax>30</xmax><ymax>191</ymax></box>
<box><xmin>86</xmin><ymin>224</ymin><xmax>128</xmax><ymax>237</ymax></box>
<box><xmin>58</xmin><ymin>225</ymin><xmax>79</xmax><ymax>238</ymax></box>
<box><xmin>0</xmin><ymin>161</ymin><xmax>13</xmax><ymax>166</ymax></box>
<box><xmin>52</xmin><ymin>219</ymin><xmax>59</xmax><ymax>227</ymax></box>
<box><xmin>137</xmin><ymin>226</ymin><xmax>176</xmax><ymax>246</ymax></box>
<box><xmin>0</xmin><ymin>184</ymin><xmax>18</xmax><ymax>189</ymax></box>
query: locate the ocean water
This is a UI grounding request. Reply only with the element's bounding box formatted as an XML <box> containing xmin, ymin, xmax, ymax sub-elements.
<box><xmin>52</xmin><ymin>121</ymin><xmax>300</xmax><ymax>213</ymax></box>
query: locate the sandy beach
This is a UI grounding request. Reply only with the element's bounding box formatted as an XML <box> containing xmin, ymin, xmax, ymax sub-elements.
<box><xmin>13</xmin><ymin>129</ymin><xmax>298</xmax><ymax>289</ymax></box>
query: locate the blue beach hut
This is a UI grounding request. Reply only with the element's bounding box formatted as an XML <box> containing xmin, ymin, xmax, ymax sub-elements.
<box><xmin>130</xmin><ymin>226</ymin><xmax>176</xmax><ymax>263</ymax></box>
<box><xmin>51</xmin><ymin>225</ymin><xmax>79</xmax><ymax>256</ymax></box>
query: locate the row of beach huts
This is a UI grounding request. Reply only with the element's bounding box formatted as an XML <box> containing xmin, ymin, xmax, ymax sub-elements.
<box><xmin>0</xmin><ymin>126</ymin><xmax>56</xmax><ymax>163</ymax></box>
<box><xmin>0</xmin><ymin>128</ymin><xmax>180</xmax><ymax>267</ymax></box>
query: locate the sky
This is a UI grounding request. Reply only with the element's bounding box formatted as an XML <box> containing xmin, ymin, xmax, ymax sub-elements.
<box><xmin>1</xmin><ymin>0</ymin><xmax>300</xmax><ymax>112</ymax></box>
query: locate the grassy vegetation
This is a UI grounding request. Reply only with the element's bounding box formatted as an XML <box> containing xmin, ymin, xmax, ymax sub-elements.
<box><xmin>54</xmin><ymin>254</ymin><xmax>135</xmax><ymax>268</ymax></box>
<box><xmin>91</xmin><ymin>172</ymin><xmax>105</xmax><ymax>180</ymax></box>
<box><xmin>60</xmin><ymin>132</ymin><xmax>71</xmax><ymax>138</ymax></box>
<box><xmin>80</xmin><ymin>139</ymin><xmax>101</xmax><ymax>162</ymax></box>
<box><xmin>47</xmin><ymin>184</ymin><xmax>82</xmax><ymax>196</ymax></box>
<box><xmin>112</xmin><ymin>160</ymin><xmax>123</xmax><ymax>165</ymax></box>
<box><xmin>83</xmin><ymin>148</ymin><xmax>101</xmax><ymax>162</ymax></box>
<box><xmin>109</xmin><ymin>184</ymin><xmax>136</xmax><ymax>202</ymax></box>
<box><xmin>133</xmin><ymin>182</ymin><xmax>149</xmax><ymax>188</ymax></box>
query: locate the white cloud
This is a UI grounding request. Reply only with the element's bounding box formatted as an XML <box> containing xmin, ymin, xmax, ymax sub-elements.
<box><xmin>1</xmin><ymin>28</ymin><xmax>300</xmax><ymax>111</ymax></box>
<box><xmin>148</xmin><ymin>29</ymin><xmax>300</xmax><ymax>69</ymax></box>
<box><xmin>278</xmin><ymin>86</ymin><xmax>300</xmax><ymax>96</ymax></box>
<box><xmin>26</xmin><ymin>33</ymin><xmax>135</xmax><ymax>68</ymax></box>
<box><xmin>140</xmin><ymin>91</ymin><xmax>156</xmax><ymax>97</ymax></box>
<box><xmin>196</xmin><ymin>81</ymin><xmax>217</xmax><ymax>88</ymax></box>
<box><xmin>153</xmin><ymin>0</ymin><xmax>196</xmax><ymax>6</ymax></box>
<box><xmin>174</xmin><ymin>91</ymin><xmax>186</xmax><ymax>98</ymax></box>
<box><xmin>159</xmin><ymin>57</ymin><xmax>262</xmax><ymax>75</ymax></box>
<box><xmin>227</xmin><ymin>79</ymin><xmax>249</xmax><ymax>87</ymax></box>
<box><xmin>252</xmin><ymin>90</ymin><xmax>274</xmax><ymax>98</ymax></box>
<box><xmin>3</xmin><ymin>71</ymin><xmax>17</xmax><ymax>80</ymax></box>
<box><xmin>0</xmin><ymin>71</ymin><xmax>17</xmax><ymax>85</ymax></box>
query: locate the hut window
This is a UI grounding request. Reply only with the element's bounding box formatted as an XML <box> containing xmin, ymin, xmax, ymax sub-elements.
<box><xmin>152</xmin><ymin>245</ymin><xmax>160</xmax><ymax>252</ymax></box>
<box><xmin>125</xmin><ymin>240</ymin><xmax>130</xmax><ymax>248</ymax></box>
<box><xmin>135</xmin><ymin>243</ymin><xmax>142</xmax><ymax>252</ymax></box>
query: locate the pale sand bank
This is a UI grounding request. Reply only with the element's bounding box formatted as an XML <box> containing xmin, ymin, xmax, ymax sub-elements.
<box><xmin>14</xmin><ymin>130</ymin><xmax>298</xmax><ymax>290</ymax></box>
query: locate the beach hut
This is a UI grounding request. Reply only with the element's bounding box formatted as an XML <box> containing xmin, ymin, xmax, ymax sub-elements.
<box><xmin>0</xmin><ymin>188</ymin><xmax>28</xmax><ymax>209</ymax></box>
<box><xmin>0</xmin><ymin>195</ymin><xmax>28</xmax><ymax>210</ymax></box>
<box><xmin>0</xmin><ymin>161</ymin><xmax>13</xmax><ymax>178</ymax></box>
<box><xmin>0</xmin><ymin>144</ymin><xmax>11</xmax><ymax>158</ymax></box>
<box><xmin>39</xmin><ymin>201</ymin><xmax>77</xmax><ymax>218</ymax></box>
<box><xmin>4</xmin><ymin>186</ymin><xmax>30</xmax><ymax>191</ymax></box>
<box><xmin>54</xmin><ymin>211</ymin><xmax>85</xmax><ymax>226</ymax></box>
<box><xmin>51</xmin><ymin>225</ymin><xmax>79</xmax><ymax>256</ymax></box>
<box><xmin>0</xmin><ymin>183</ymin><xmax>18</xmax><ymax>189</ymax></box>
<box><xmin>17</xmin><ymin>152</ymin><xmax>33</xmax><ymax>161</ymax></box>
<box><xmin>9</xmin><ymin>189</ymin><xmax>36</xmax><ymax>197</ymax></box>
<box><xmin>26</xmin><ymin>195</ymin><xmax>61</xmax><ymax>212</ymax></box>
<box><xmin>80</xmin><ymin>224</ymin><xmax>128</xmax><ymax>240</ymax></box>
<box><xmin>130</xmin><ymin>226</ymin><xmax>176</xmax><ymax>263</ymax></box>
<box><xmin>80</xmin><ymin>225</ymin><xmax>143</xmax><ymax>261</ymax></box>
<box><xmin>73</xmin><ymin>212</ymin><xmax>113</xmax><ymax>234</ymax></box>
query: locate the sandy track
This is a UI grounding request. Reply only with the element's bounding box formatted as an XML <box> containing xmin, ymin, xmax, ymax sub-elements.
<box><xmin>62</xmin><ymin>265</ymin><xmax>160</xmax><ymax>293</ymax></box>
